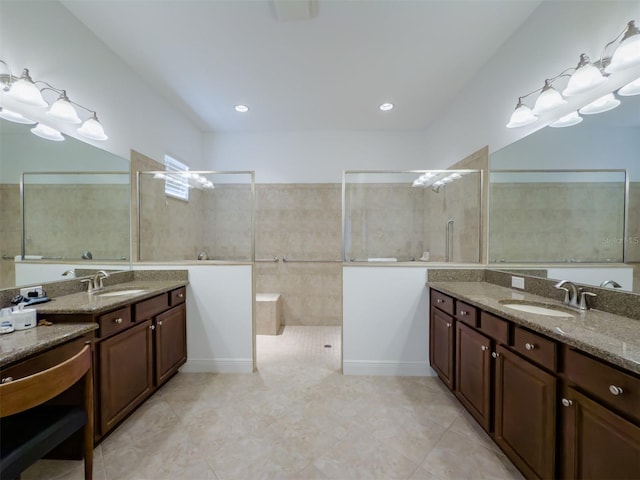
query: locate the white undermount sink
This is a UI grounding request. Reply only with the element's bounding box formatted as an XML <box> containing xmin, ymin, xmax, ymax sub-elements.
<box><xmin>95</xmin><ymin>289</ymin><xmax>146</xmax><ymax>297</ymax></box>
<box><xmin>499</xmin><ymin>300</ymin><xmax>575</xmax><ymax>317</ymax></box>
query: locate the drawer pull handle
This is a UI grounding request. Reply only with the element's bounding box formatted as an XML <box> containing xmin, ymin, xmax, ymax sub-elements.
<box><xmin>1</xmin><ymin>376</ymin><xmax>14</xmax><ymax>384</ymax></box>
<box><xmin>561</xmin><ymin>398</ymin><xmax>573</xmax><ymax>407</ymax></box>
<box><xmin>525</xmin><ymin>342</ymin><xmax>536</xmax><ymax>351</ymax></box>
<box><xmin>491</xmin><ymin>352</ymin><xmax>500</xmax><ymax>359</ymax></box>
<box><xmin>178</xmin><ymin>293</ymin><xmax>184</xmax><ymax>298</ymax></box>
<box><xmin>609</xmin><ymin>385</ymin><xmax>624</xmax><ymax>396</ymax></box>
<box><xmin>436</xmin><ymin>299</ymin><xmax>444</xmax><ymax>304</ymax></box>
<box><xmin>446</xmin><ymin>322</ymin><xmax>451</xmax><ymax>328</ymax></box>
<box><xmin>114</xmin><ymin>318</ymin><xmax>123</xmax><ymax>324</ymax></box>
<box><xmin>459</xmin><ymin>310</ymin><xmax>468</xmax><ymax>316</ymax></box>
<box><xmin>481</xmin><ymin>345</ymin><xmax>489</xmax><ymax>351</ymax></box>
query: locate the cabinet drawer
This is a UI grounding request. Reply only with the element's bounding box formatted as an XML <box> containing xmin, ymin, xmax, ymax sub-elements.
<box><xmin>169</xmin><ymin>287</ymin><xmax>186</xmax><ymax>306</ymax></box>
<box><xmin>479</xmin><ymin>311</ymin><xmax>509</xmax><ymax>344</ymax></box>
<box><xmin>431</xmin><ymin>290</ymin><xmax>454</xmax><ymax>315</ymax></box>
<box><xmin>98</xmin><ymin>307</ymin><xmax>131</xmax><ymax>338</ymax></box>
<box><xmin>134</xmin><ymin>294</ymin><xmax>169</xmax><ymax>321</ymax></box>
<box><xmin>456</xmin><ymin>301</ymin><xmax>477</xmax><ymax>327</ymax></box>
<box><xmin>565</xmin><ymin>348</ymin><xmax>640</xmax><ymax>423</ymax></box>
<box><xmin>513</xmin><ymin>327</ymin><xmax>556</xmax><ymax>372</ymax></box>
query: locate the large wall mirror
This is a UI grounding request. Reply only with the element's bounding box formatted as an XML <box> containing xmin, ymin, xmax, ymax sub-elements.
<box><xmin>489</xmin><ymin>92</ymin><xmax>639</xmax><ymax>293</ymax></box>
<box><xmin>0</xmin><ymin>118</ymin><xmax>131</xmax><ymax>290</ymax></box>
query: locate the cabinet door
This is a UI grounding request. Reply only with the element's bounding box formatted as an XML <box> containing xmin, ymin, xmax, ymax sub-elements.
<box><xmin>154</xmin><ymin>303</ymin><xmax>187</xmax><ymax>386</ymax></box>
<box><xmin>430</xmin><ymin>307</ymin><xmax>455</xmax><ymax>390</ymax></box>
<box><xmin>494</xmin><ymin>345</ymin><xmax>556</xmax><ymax>480</ymax></box>
<box><xmin>455</xmin><ymin>322</ymin><xmax>492</xmax><ymax>431</ymax></box>
<box><xmin>561</xmin><ymin>386</ymin><xmax>640</xmax><ymax>480</ymax></box>
<box><xmin>99</xmin><ymin>319</ymin><xmax>153</xmax><ymax>434</ymax></box>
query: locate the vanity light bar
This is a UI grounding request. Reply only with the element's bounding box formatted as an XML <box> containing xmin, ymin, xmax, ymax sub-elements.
<box><xmin>507</xmin><ymin>19</ymin><xmax>640</xmax><ymax>129</ymax></box>
<box><xmin>0</xmin><ymin>59</ymin><xmax>108</xmax><ymax>142</ymax></box>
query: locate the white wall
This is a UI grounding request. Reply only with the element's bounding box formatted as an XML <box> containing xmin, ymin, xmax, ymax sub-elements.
<box><xmin>132</xmin><ymin>265</ymin><xmax>254</xmax><ymax>374</ymax></box>
<box><xmin>343</xmin><ymin>266</ymin><xmax>433</xmax><ymax>376</ymax></box>
<box><xmin>0</xmin><ymin>0</ymin><xmax>203</xmax><ymax>169</ymax></box>
<box><xmin>203</xmin><ymin>2</ymin><xmax>640</xmax><ymax>182</ymax></box>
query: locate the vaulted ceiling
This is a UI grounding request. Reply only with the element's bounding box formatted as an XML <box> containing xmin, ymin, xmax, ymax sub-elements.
<box><xmin>62</xmin><ymin>0</ymin><xmax>542</xmax><ymax>133</ymax></box>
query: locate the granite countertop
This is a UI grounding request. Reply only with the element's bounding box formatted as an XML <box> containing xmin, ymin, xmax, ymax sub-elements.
<box><xmin>35</xmin><ymin>280</ymin><xmax>188</xmax><ymax>315</ymax></box>
<box><xmin>0</xmin><ymin>323</ymin><xmax>98</xmax><ymax>368</ymax></box>
<box><xmin>0</xmin><ymin>280</ymin><xmax>187</xmax><ymax>367</ymax></box>
<box><xmin>428</xmin><ymin>281</ymin><xmax>640</xmax><ymax>375</ymax></box>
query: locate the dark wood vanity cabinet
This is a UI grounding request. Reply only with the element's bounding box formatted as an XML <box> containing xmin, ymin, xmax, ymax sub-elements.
<box><xmin>99</xmin><ymin>319</ymin><xmax>154</xmax><ymax>433</ymax></box>
<box><xmin>154</xmin><ymin>302</ymin><xmax>187</xmax><ymax>386</ymax></box>
<box><xmin>429</xmin><ymin>287</ymin><xmax>640</xmax><ymax>480</ymax></box>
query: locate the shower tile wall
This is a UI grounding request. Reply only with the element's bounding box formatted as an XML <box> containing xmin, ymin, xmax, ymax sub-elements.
<box><xmin>489</xmin><ymin>182</ymin><xmax>626</xmax><ymax>262</ymax></box>
<box><xmin>0</xmin><ymin>184</ymin><xmax>20</xmax><ymax>288</ymax></box>
<box><xmin>255</xmin><ymin>184</ymin><xmax>342</xmax><ymax>326</ymax></box>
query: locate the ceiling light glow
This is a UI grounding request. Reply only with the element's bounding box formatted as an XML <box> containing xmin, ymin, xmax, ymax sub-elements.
<box><xmin>234</xmin><ymin>105</ymin><xmax>249</xmax><ymax>113</ymax></box>
<box><xmin>379</xmin><ymin>103</ymin><xmax>394</xmax><ymax>111</ymax></box>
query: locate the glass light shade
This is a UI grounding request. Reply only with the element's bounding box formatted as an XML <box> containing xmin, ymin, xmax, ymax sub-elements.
<box><xmin>0</xmin><ymin>108</ymin><xmax>35</xmax><ymax>124</ymax></box>
<box><xmin>47</xmin><ymin>98</ymin><xmax>81</xmax><ymax>123</ymax></box>
<box><xmin>411</xmin><ymin>178</ymin><xmax>425</xmax><ymax>187</ymax></box>
<box><xmin>7</xmin><ymin>70</ymin><xmax>47</xmax><ymax>107</ymax></box>
<box><xmin>30</xmin><ymin>123</ymin><xmax>64</xmax><ymax>141</ymax></box>
<box><xmin>562</xmin><ymin>64</ymin><xmax>607</xmax><ymax>96</ymax></box>
<box><xmin>605</xmin><ymin>31</ymin><xmax>640</xmax><ymax>73</ymax></box>
<box><xmin>549</xmin><ymin>111</ymin><xmax>583</xmax><ymax>128</ymax></box>
<box><xmin>578</xmin><ymin>93</ymin><xmax>621</xmax><ymax>115</ymax></box>
<box><xmin>77</xmin><ymin>114</ymin><xmax>108</xmax><ymax>141</ymax></box>
<box><xmin>618</xmin><ymin>76</ymin><xmax>640</xmax><ymax>96</ymax></box>
<box><xmin>506</xmin><ymin>103</ymin><xmax>537</xmax><ymax>128</ymax></box>
<box><xmin>532</xmin><ymin>86</ymin><xmax>567</xmax><ymax>114</ymax></box>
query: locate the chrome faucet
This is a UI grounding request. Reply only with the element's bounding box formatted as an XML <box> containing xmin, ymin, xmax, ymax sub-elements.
<box><xmin>94</xmin><ymin>270</ymin><xmax>110</xmax><ymax>290</ymax></box>
<box><xmin>554</xmin><ymin>280</ymin><xmax>596</xmax><ymax>310</ymax></box>
<box><xmin>600</xmin><ymin>279</ymin><xmax>622</xmax><ymax>288</ymax></box>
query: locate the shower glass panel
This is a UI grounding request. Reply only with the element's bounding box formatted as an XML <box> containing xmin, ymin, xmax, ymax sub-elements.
<box><xmin>21</xmin><ymin>171</ymin><xmax>130</xmax><ymax>261</ymax></box>
<box><xmin>342</xmin><ymin>170</ymin><xmax>482</xmax><ymax>263</ymax></box>
<box><xmin>489</xmin><ymin>170</ymin><xmax>628</xmax><ymax>263</ymax></box>
<box><xmin>137</xmin><ymin>171</ymin><xmax>255</xmax><ymax>262</ymax></box>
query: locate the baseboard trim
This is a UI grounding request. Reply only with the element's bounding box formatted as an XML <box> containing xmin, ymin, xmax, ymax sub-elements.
<box><xmin>343</xmin><ymin>360</ymin><xmax>434</xmax><ymax>376</ymax></box>
<box><xmin>182</xmin><ymin>358</ymin><xmax>253</xmax><ymax>374</ymax></box>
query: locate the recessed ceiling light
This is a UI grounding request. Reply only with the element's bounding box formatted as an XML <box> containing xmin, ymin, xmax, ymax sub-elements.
<box><xmin>379</xmin><ymin>103</ymin><xmax>394</xmax><ymax>111</ymax></box>
<box><xmin>234</xmin><ymin>104</ymin><xmax>249</xmax><ymax>113</ymax></box>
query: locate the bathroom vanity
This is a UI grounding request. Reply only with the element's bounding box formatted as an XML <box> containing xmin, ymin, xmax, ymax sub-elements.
<box><xmin>33</xmin><ymin>281</ymin><xmax>188</xmax><ymax>442</ymax></box>
<box><xmin>428</xmin><ymin>282</ymin><xmax>640</xmax><ymax>480</ymax></box>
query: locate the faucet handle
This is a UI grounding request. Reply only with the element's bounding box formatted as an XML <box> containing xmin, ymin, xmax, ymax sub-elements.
<box><xmin>81</xmin><ymin>278</ymin><xmax>95</xmax><ymax>293</ymax></box>
<box><xmin>578</xmin><ymin>290</ymin><xmax>597</xmax><ymax>310</ymax></box>
<box><xmin>554</xmin><ymin>284</ymin><xmax>570</xmax><ymax>305</ymax></box>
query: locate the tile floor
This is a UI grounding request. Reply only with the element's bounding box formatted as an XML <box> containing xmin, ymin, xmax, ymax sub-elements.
<box><xmin>24</xmin><ymin>326</ymin><xmax>524</xmax><ymax>480</ymax></box>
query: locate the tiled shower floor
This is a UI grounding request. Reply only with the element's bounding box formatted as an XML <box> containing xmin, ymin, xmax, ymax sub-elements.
<box><xmin>24</xmin><ymin>326</ymin><xmax>523</xmax><ymax>479</ymax></box>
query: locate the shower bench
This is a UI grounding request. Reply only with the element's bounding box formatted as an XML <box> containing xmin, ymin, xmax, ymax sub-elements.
<box><xmin>256</xmin><ymin>293</ymin><xmax>282</xmax><ymax>335</ymax></box>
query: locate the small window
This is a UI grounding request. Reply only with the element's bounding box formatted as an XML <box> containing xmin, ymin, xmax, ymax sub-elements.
<box><xmin>164</xmin><ymin>155</ymin><xmax>189</xmax><ymax>201</ymax></box>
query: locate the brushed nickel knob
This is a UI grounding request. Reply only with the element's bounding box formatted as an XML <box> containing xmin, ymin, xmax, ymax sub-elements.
<box><xmin>481</xmin><ymin>345</ymin><xmax>489</xmax><ymax>351</ymax></box>
<box><xmin>460</xmin><ymin>310</ymin><xmax>468</xmax><ymax>316</ymax></box>
<box><xmin>491</xmin><ymin>352</ymin><xmax>500</xmax><ymax>359</ymax></box>
<box><xmin>436</xmin><ymin>299</ymin><xmax>444</xmax><ymax>304</ymax></box>
<box><xmin>609</xmin><ymin>385</ymin><xmax>624</xmax><ymax>396</ymax></box>
<box><xmin>446</xmin><ymin>322</ymin><xmax>451</xmax><ymax>328</ymax></box>
<box><xmin>562</xmin><ymin>398</ymin><xmax>573</xmax><ymax>407</ymax></box>
<box><xmin>1</xmin><ymin>376</ymin><xmax>14</xmax><ymax>384</ymax></box>
<box><xmin>150</xmin><ymin>325</ymin><xmax>155</xmax><ymax>330</ymax></box>
<box><xmin>525</xmin><ymin>342</ymin><xmax>536</xmax><ymax>351</ymax></box>
<box><xmin>114</xmin><ymin>318</ymin><xmax>123</xmax><ymax>324</ymax></box>
<box><xmin>178</xmin><ymin>293</ymin><xmax>184</xmax><ymax>298</ymax></box>
<box><xmin>158</xmin><ymin>321</ymin><xmax>163</xmax><ymax>326</ymax></box>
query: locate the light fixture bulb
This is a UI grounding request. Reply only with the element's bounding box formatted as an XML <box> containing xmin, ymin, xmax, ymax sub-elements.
<box><xmin>77</xmin><ymin>113</ymin><xmax>108</xmax><ymax>141</ymax></box>
<box><xmin>506</xmin><ymin>101</ymin><xmax>537</xmax><ymax>128</ymax></box>
<box><xmin>532</xmin><ymin>81</ymin><xmax>566</xmax><ymax>114</ymax></box>
<box><xmin>578</xmin><ymin>93</ymin><xmax>621</xmax><ymax>115</ymax></box>
<box><xmin>47</xmin><ymin>92</ymin><xmax>81</xmax><ymax>123</ymax></box>
<box><xmin>7</xmin><ymin>69</ymin><xmax>47</xmax><ymax>107</ymax></box>
<box><xmin>618</xmin><ymin>76</ymin><xmax>640</xmax><ymax>96</ymax></box>
<box><xmin>379</xmin><ymin>103</ymin><xmax>394</xmax><ymax>111</ymax></box>
<box><xmin>605</xmin><ymin>21</ymin><xmax>640</xmax><ymax>73</ymax></box>
<box><xmin>234</xmin><ymin>104</ymin><xmax>249</xmax><ymax>113</ymax></box>
<box><xmin>549</xmin><ymin>111</ymin><xmax>583</xmax><ymax>128</ymax></box>
<box><xmin>562</xmin><ymin>55</ymin><xmax>607</xmax><ymax>96</ymax></box>
<box><xmin>30</xmin><ymin>123</ymin><xmax>64</xmax><ymax>141</ymax></box>
<box><xmin>0</xmin><ymin>107</ymin><xmax>35</xmax><ymax>124</ymax></box>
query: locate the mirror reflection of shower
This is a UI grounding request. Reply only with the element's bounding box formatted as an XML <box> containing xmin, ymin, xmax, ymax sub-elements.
<box><xmin>445</xmin><ymin>218</ymin><xmax>454</xmax><ymax>262</ymax></box>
